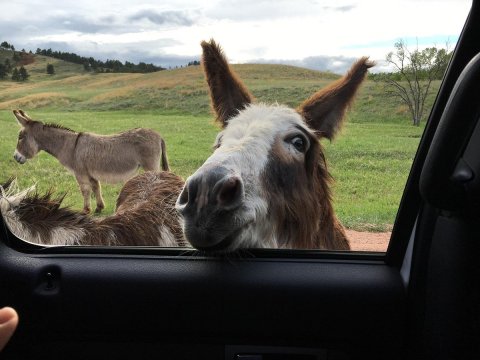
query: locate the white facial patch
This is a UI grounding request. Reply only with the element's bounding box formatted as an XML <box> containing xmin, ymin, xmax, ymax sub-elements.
<box><xmin>207</xmin><ymin>104</ymin><xmax>308</xmax><ymax>170</ymax></box>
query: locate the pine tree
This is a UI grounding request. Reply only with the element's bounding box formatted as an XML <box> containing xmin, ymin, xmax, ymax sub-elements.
<box><xmin>12</xmin><ymin>52</ymin><xmax>20</xmax><ymax>63</ymax></box>
<box><xmin>19</xmin><ymin>66</ymin><xmax>29</xmax><ymax>81</ymax></box>
<box><xmin>0</xmin><ymin>64</ymin><xmax>7</xmax><ymax>79</ymax></box>
<box><xmin>4</xmin><ymin>59</ymin><xmax>11</xmax><ymax>73</ymax></box>
<box><xmin>11</xmin><ymin>68</ymin><xmax>19</xmax><ymax>81</ymax></box>
<box><xmin>46</xmin><ymin>64</ymin><xmax>55</xmax><ymax>75</ymax></box>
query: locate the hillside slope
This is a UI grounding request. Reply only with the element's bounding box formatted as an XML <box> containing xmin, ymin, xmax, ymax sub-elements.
<box><xmin>0</xmin><ymin>50</ymin><xmax>440</xmax><ymax>123</ymax></box>
<box><xmin>0</xmin><ymin>51</ymin><xmax>337</xmax><ymax>111</ymax></box>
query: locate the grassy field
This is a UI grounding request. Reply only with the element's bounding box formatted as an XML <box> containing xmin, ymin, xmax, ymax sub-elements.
<box><xmin>0</xmin><ymin>51</ymin><xmax>432</xmax><ymax>231</ymax></box>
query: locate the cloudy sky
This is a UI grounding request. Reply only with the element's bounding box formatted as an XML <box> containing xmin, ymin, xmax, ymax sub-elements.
<box><xmin>1</xmin><ymin>0</ymin><xmax>471</xmax><ymax>73</ymax></box>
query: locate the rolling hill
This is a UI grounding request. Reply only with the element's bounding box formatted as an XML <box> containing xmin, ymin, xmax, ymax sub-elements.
<box><xmin>0</xmin><ymin>50</ymin><xmax>336</xmax><ymax>112</ymax></box>
<box><xmin>0</xmin><ymin>49</ymin><xmax>433</xmax><ymax>123</ymax></box>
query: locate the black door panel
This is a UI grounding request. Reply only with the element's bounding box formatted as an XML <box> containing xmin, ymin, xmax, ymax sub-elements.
<box><xmin>0</xmin><ymin>238</ymin><xmax>406</xmax><ymax>359</ymax></box>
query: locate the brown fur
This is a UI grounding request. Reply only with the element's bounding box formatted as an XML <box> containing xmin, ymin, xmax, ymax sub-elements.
<box><xmin>201</xmin><ymin>39</ymin><xmax>254</xmax><ymax>125</ymax></box>
<box><xmin>12</xmin><ymin>109</ymin><xmax>170</xmax><ymax>214</ymax></box>
<box><xmin>1</xmin><ymin>172</ymin><xmax>186</xmax><ymax>247</ymax></box>
<box><xmin>263</xmin><ymin>136</ymin><xmax>349</xmax><ymax>250</ymax></box>
<box><xmin>298</xmin><ymin>57</ymin><xmax>375</xmax><ymax>140</ymax></box>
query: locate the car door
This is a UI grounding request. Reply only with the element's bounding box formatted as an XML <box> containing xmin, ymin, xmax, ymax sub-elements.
<box><xmin>1</xmin><ymin>2</ymin><xmax>479</xmax><ymax>360</ymax></box>
<box><xmin>387</xmin><ymin>0</ymin><xmax>480</xmax><ymax>357</ymax></box>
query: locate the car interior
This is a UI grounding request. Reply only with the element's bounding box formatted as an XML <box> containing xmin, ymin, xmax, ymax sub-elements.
<box><xmin>1</xmin><ymin>1</ymin><xmax>479</xmax><ymax>359</ymax></box>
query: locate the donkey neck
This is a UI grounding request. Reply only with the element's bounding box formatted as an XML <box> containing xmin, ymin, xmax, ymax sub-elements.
<box><xmin>36</xmin><ymin>125</ymin><xmax>79</xmax><ymax>163</ymax></box>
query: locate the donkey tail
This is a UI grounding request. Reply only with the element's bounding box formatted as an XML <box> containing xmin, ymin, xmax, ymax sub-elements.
<box><xmin>160</xmin><ymin>138</ymin><xmax>170</xmax><ymax>171</ymax></box>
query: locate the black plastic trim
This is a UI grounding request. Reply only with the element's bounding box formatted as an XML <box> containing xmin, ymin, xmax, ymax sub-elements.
<box><xmin>0</xmin><ymin>216</ymin><xmax>385</xmax><ymax>262</ymax></box>
<box><xmin>420</xmin><ymin>52</ymin><xmax>480</xmax><ymax>210</ymax></box>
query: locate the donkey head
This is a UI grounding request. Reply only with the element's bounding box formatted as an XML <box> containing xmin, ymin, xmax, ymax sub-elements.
<box><xmin>176</xmin><ymin>40</ymin><xmax>373</xmax><ymax>252</ymax></box>
<box><xmin>12</xmin><ymin>109</ymin><xmax>41</xmax><ymax>164</ymax></box>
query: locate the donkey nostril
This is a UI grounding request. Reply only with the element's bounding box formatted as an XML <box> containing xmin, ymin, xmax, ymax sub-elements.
<box><xmin>217</xmin><ymin>176</ymin><xmax>243</xmax><ymax>208</ymax></box>
<box><xmin>177</xmin><ymin>185</ymin><xmax>189</xmax><ymax>207</ymax></box>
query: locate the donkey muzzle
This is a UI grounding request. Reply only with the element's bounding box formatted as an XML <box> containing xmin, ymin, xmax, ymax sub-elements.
<box><xmin>13</xmin><ymin>150</ymin><xmax>26</xmax><ymax>164</ymax></box>
<box><xmin>176</xmin><ymin>165</ymin><xmax>245</xmax><ymax>250</ymax></box>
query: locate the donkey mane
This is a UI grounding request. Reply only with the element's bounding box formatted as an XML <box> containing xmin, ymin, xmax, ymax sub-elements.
<box><xmin>0</xmin><ymin>173</ymin><xmax>186</xmax><ymax>247</ymax></box>
<box><xmin>43</xmin><ymin>122</ymin><xmax>76</xmax><ymax>133</ymax></box>
<box><xmin>1</xmin><ymin>180</ymin><xmax>97</xmax><ymax>245</ymax></box>
<box><xmin>0</xmin><ymin>177</ymin><xmax>15</xmax><ymax>193</ymax></box>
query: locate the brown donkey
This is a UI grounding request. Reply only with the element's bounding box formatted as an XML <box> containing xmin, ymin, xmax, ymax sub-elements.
<box><xmin>0</xmin><ymin>173</ymin><xmax>185</xmax><ymax>246</ymax></box>
<box><xmin>12</xmin><ymin>109</ymin><xmax>169</xmax><ymax>214</ymax></box>
<box><xmin>176</xmin><ymin>40</ymin><xmax>374</xmax><ymax>253</ymax></box>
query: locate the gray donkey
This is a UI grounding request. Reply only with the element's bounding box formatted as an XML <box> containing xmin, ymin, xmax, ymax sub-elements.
<box><xmin>12</xmin><ymin>109</ymin><xmax>169</xmax><ymax>214</ymax></box>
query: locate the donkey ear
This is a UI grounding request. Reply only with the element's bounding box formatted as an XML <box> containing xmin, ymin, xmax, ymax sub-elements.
<box><xmin>298</xmin><ymin>57</ymin><xmax>374</xmax><ymax>140</ymax></box>
<box><xmin>13</xmin><ymin>109</ymin><xmax>31</xmax><ymax>127</ymax></box>
<box><xmin>201</xmin><ymin>39</ymin><xmax>253</xmax><ymax>127</ymax></box>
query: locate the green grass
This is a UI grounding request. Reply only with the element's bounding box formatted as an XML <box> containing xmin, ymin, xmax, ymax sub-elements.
<box><xmin>0</xmin><ymin>52</ymin><xmax>432</xmax><ymax>231</ymax></box>
<box><xmin>0</xmin><ymin>108</ymin><xmax>423</xmax><ymax>231</ymax></box>
<box><xmin>326</xmin><ymin>121</ymin><xmax>424</xmax><ymax>231</ymax></box>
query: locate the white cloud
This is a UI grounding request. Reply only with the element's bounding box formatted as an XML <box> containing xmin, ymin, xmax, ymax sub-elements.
<box><xmin>0</xmin><ymin>0</ymin><xmax>471</xmax><ymax>72</ymax></box>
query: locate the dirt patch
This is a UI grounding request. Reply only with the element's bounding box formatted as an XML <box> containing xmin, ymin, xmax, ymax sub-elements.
<box><xmin>346</xmin><ymin>229</ymin><xmax>391</xmax><ymax>252</ymax></box>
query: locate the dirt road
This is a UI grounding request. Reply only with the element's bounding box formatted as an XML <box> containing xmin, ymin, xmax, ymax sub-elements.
<box><xmin>346</xmin><ymin>230</ymin><xmax>391</xmax><ymax>252</ymax></box>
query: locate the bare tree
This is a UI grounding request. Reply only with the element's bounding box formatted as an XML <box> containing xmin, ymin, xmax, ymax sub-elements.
<box><xmin>381</xmin><ymin>39</ymin><xmax>450</xmax><ymax>126</ymax></box>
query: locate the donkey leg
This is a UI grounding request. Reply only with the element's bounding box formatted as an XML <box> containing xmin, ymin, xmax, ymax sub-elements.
<box><xmin>77</xmin><ymin>178</ymin><xmax>92</xmax><ymax>214</ymax></box>
<box><xmin>89</xmin><ymin>177</ymin><xmax>105</xmax><ymax>214</ymax></box>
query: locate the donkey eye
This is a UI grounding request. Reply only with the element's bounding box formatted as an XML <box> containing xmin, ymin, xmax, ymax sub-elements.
<box><xmin>290</xmin><ymin>136</ymin><xmax>307</xmax><ymax>152</ymax></box>
<box><xmin>212</xmin><ymin>133</ymin><xmax>223</xmax><ymax>150</ymax></box>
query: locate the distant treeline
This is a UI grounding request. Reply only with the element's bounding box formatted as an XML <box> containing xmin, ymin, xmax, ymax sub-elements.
<box><xmin>2</xmin><ymin>40</ymin><xmax>202</xmax><ymax>74</ymax></box>
<box><xmin>0</xmin><ymin>41</ymin><xmax>32</xmax><ymax>81</ymax></box>
<box><xmin>34</xmin><ymin>48</ymin><xmax>165</xmax><ymax>73</ymax></box>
